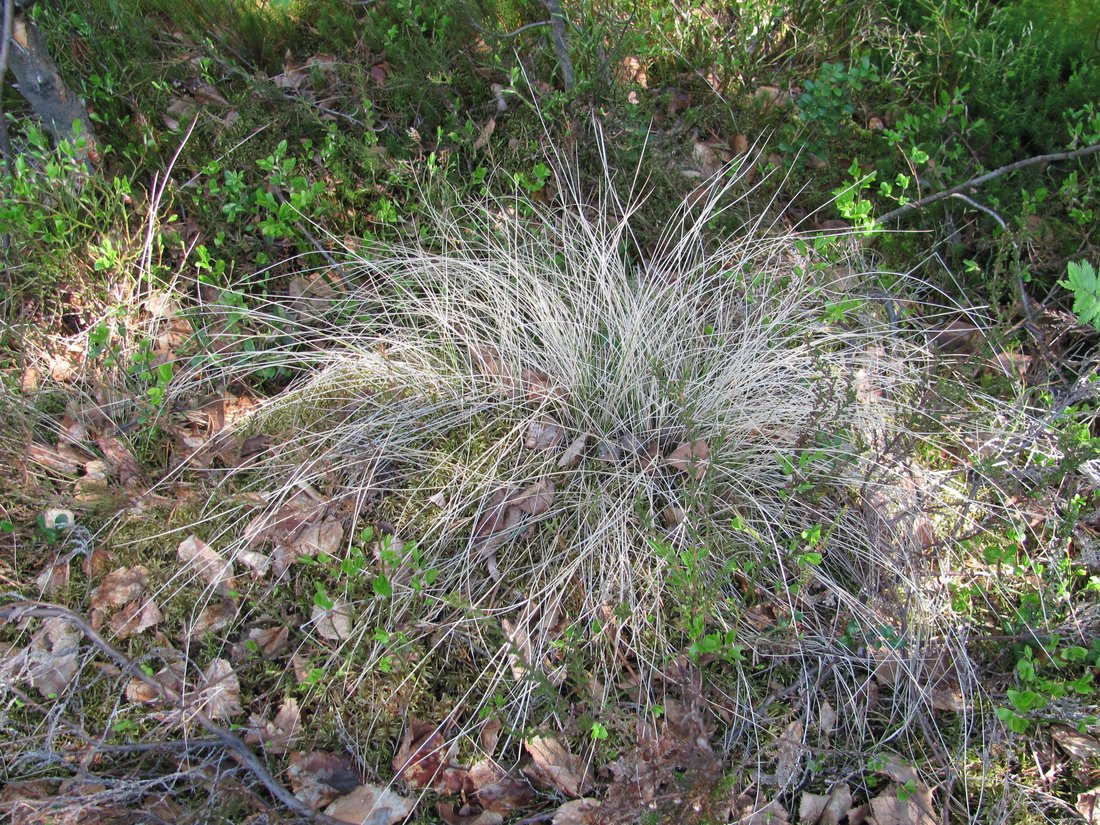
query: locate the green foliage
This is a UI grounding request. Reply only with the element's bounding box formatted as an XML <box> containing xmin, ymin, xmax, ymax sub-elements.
<box><xmin>1060</xmin><ymin>260</ymin><xmax>1100</xmax><ymax>330</ymax></box>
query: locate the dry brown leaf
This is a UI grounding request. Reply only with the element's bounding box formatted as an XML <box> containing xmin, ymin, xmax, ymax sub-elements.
<box><xmin>868</xmin><ymin>786</ymin><xmax>937</xmax><ymax>825</ymax></box>
<box><xmin>288</xmin><ymin>750</ymin><xmax>361</xmax><ymax>810</ymax></box>
<box><xmin>1078</xmin><ymin>786</ymin><xmax>1100</xmax><ymax>823</ymax></box>
<box><xmin>846</xmin><ymin>803</ymin><xmax>870</xmax><ymax>825</ymax></box>
<box><xmin>190</xmin><ymin>83</ymin><xmax>229</xmax><ymax>107</ymax></box>
<box><xmin>523</xmin><ymin>736</ymin><xmax>589</xmax><ymax>797</ymax></box>
<box><xmin>247</xmin><ymin>625</ymin><xmax>290</xmax><ymax>658</ymax></box>
<box><xmin>511</xmin><ymin>479</ymin><xmax>554</xmax><ymax>516</ymax></box>
<box><xmin>108</xmin><ymin>598</ymin><xmax>163</xmax><ymax>639</ymax></box>
<box><xmin>35</xmin><ymin>559</ymin><xmax>70</xmax><ymax>595</ymax></box>
<box><xmin>312</xmin><ymin>598</ymin><xmax>353</xmax><ymax>641</ymax></box>
<box><xmin>552</xmin><ymin>798</ymin><xmax>603</xmax><ymax>824</ymax></box>
<box><xmin>877</xmin><ymin>753</ymin><xmax>919</xmax><ymax>786</ymax></box>
<box><xmin>370</xmin><ymin>62</ymin><xmax>389</xmax><ymax>86</ymax></box>
<box><xmin>773</xmin><ymin>720</ymin><xmax>804</xmax><ymax>789</ymax></box>
<box><xmin>199</xmin><ymin>658</ymin><xmax>242</xmax><ymax>721</ymax></box>
<box><xmin>290</xmin><ymin>518</ymin><xmax>344</xmax><ymax>558</ymax></box>
<box><xmin>393</xmin><ymin>719</ymin><xmax>470</xmax><ymax>795</ymax></box>
<box><xmin>480</xmin><ymin>718</ymin><xmax>503</xmax><ymax>755</ymax></box>
<box><xmin>732</xmin><ymin>793</ymin><xmax>790</xmax><ymax>825</ymax></box>
<box><xmin>177</xmin><ymin>535</ymin><xmax>237</xmax><ymax>592</ymax></box>
<box><xmin>474</xmin><ymin>774</ymin><xmax>535</xmax><ymax>815</ymax></box>
<box><xmin>125</xmin><ymin>678</ymin><xmax>160</xmax><ymax>704</ymax></box>
<box><xmin>521</xmin><ymin>367</ymin><xmax>563</xmax><ymax>404</ymax></box>
<box><xmin>438</xmin><ymin>804</ymin><xmax>504</xmax><ymax>825</ymax></box>
<box><xmin>325</xmin><ymin>784</ymin><xmax>416</xmax><ymax>824</ymax></box>
<box><xmin>473</xmin><ymin>117</ymin><xmax>496</xmax><ymax>150</ymax></box>
<box><xmin>25</xmin><ymin>618</ymin><xmax>80</xmax><ymax>698</ymax></box>
<box><xmin>247</xmin><ymin>697</ymin><xmax>302</xmax><ymax>754</ymax></box>
<box><xmin>95</xmin><ymin>434</ymin><xmax>145</xmax><ymax>486</ymax></box>
<box><xmin>558</xmin><ymin>433</ymin><xmax>588</xmax><ymax>468</ymax></box>
<box><xmin>91</xmin><ymin>566</ymin><xmax>149</xmax><ymax>611</ymax></box>
<box><xmin>817</xmin><ymin>700</ymin><xmax>837</xmax><ymax>737</ymax></box>
<box><xmin>186</xmin><ymin>602</ymin><xmax>235</xmax><ymax>637</ymax></box>
<box><xmin>1052</xmin><ymin>724</ymin><xmax>1100</xmax><ymax>761</ymax></box>
<box><xmin>28</xmin><ymin>442</ymin><xmax>81</xmax><ymax>475</ymax></box>
<box><xmin>798</xmin><ymin>784</ymin><xmax>851</xmax><ymax>825</ymax></box>
<box><xmin>666</xmin><ymin>440</ymin><xmax>710</xmax><ymax>478</ymax></box>
<box><xmin>525</xmin><ymin>417</ymin><xmax>565</xmax><ymax>451</ymax></box>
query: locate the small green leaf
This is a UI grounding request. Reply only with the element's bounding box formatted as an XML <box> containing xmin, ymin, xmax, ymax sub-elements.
<box><xmin>373</xmin><ymin>575</ymin><xmax>393</xmax><ymax>598</ymax></box>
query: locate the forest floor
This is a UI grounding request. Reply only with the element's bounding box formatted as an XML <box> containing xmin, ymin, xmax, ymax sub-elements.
<box><xmin>2</xmin><ymin>1</ymin><xmax>1100</xmax><ymax>823</ymax></box>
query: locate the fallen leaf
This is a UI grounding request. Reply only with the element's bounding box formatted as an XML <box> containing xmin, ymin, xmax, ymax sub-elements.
<box><xmin>818</xmin><ymin>700</ymin><xmax>837</xmax><ymax>737</ymax></box>
<box><xmin>473</xmin><ymin>117</ymin><xmax>496</xmax><ymax>150</ymax></box>
<box><xmin>326</xmin><ymin>783</ymin><xmax>415</xmax><ymax>824</ymax></box>
<box><xmin>27</xmin><ymin>442</ymin><xmax>80</xmax><ymax>475</ymax></box>
<box><xmin>91</xmin><ymin>566</ymin><xmax>149</xmax><ymax>611</ymax></box>
<box><xmin>177</xmin><ymin>535</ymin><xmax>237</xmax><ymax>592</ymax></box>
<box><xmin>185</xmin><ymin>602</ymin><xmax>235</xmax><ymax>637</ymax></box>
<box><xmin>35</xmin><ymin>559</ymin><xmax>70</xmax><ymax>595</ymax></box>
<box><xmin>558</xmin><ymin>433</ymin><xmax>588</xmax><ymax>468</ymax></box>
<box><xmin>1052</xmin><ymin>724</ymin><xmax>1100</xmax><ymax>761</ymax></box>
<box><xmin>370</xmin><ymin>63</ymin><xmax>389</xmax><ymax>86</ymax></box>
<box><xmin>523</xmin><ymin>736</ymin><xmax>589</xmax><ymax>797</ymax></box>
<box><xmin>198</xmin><ymin>658</ymin><xmax>242</xmax><ymax>721</ymax></box>
<box><xmin>290</xmin><ymin>517</ymin><xmax>345</xmax><ymax>558</ymax></box>
<box><xmin>438</xmin><ymin>804</ymin><xmax>504</xmax><ymax>825</ymax></box>
<box><xmin>773</xmin><ymin>720</ymin><xmax>804</xmax><ymax>789</ymax></box>
<box><xmin>95</xmin><ymin>434</ymin><xmax>145</xmax><ymax>486</ymax></box>
<box><xmin>525</xmin><ymin>417</ymin><xmax>565</xmax><ymax>451</ymax></box>
<box><xmin>247</xmin><ymin>697</ymin><xmax>302</xmax><ymax>754</ymax></box>
<box><xmin>511</xmin><ymin>479</ymin><xmax>554</xmax><ymax>516</ymax></box>
<box><xmin>247</xmin><ymin>625</ymin><xmax>290</xmax><ymax>658</ymax></box>
<box><xmin>125</xmin><ymin>678</ymin><xmax>160</xmax><ymax>704</ymax></box>
<box><xmin>474</xmin><ymin>774</ymin><xmax>535</xmax><ymax>814</ymax></box>
<box><xmin>393</xmin><ymin>719</ymin><xmax>469</xmax><ymax>794</ymax></box>
<box><xmin>868</xmin><ymin>786</ymin><xmax>937</xmax><ymax>825</ymax></box>
<box><xmin>190</xmin><ymin>83</ymin><xmax>229</xmax><ymax>107</ymax></box>
<box><xmin>798</xmin><ymin>783</ymin><xmax>851</xmax><ymax>825</ymax></box>
<box><xmin>552</xmin><ymin>798</ymin><xmax>603</xmax><ymax>824</ymax></box>
<box><xmin>731</xmin><ymin>793</ymin><xmax>790</xmax><ymax>825</ymax></box>
<box><xmin>108</xmin><ymin>598</ymin><xmax>163</xmax><ymax>639</ymax></box>
<box><xmin>312</xmin><ymin>598</ymin><xmax>353</xmax><ymax>641</ymax></box>
<box><xmin>877</xmin><ymin>753</ymin><xmax>919</xmax><ymax>786</ymax></box>
<box><xmin>25</xmin><ymin>618</ymin><xmax>80</xmax><ymax>698</ymax></box>
<box><xmin>289</xmin><ymin>750</ymin><xmax>361</xmax><ymax>810</ymax></box>
<box><xmin>1079</xmin><ymin>786</ymin><xmax>1100</xmax><ymax>823</ymax></box>
<box><xmin>666</xmin><ymin>440</ymin><xmax>710</xmax><ymax>478</ymax></box>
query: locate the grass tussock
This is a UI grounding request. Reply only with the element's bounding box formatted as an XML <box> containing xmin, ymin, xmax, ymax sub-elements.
<box><xmin>162</xmin><ymin>145</ymin><xmax>1029</xmax><ymax>782</ymax></box>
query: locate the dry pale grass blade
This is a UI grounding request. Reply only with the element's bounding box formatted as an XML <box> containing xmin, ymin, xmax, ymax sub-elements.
<box><xmin>143</xmin><ymin>134</ymin><xmax>1045</xmax><ymax>810</ymax></box>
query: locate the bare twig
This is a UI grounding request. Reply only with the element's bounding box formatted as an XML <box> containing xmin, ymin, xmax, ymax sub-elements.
<box><xmin>877</xmin><ymin>142</ymin><xmax>1100</xmax><ymax>224</ymax></box>
<box><xmin>543</xmin><ymin>0</ymin><xmax>575</xmax><ymax>90</ymax></box>
<box><xmin>0</xmin><ymin>601</ymin><xmax>343</xmax><ymax>825</ymax></box>
<box><xmin>0</xmin><ymin>0</ymin><xmax>15</xmax><ymax>177</ymax></box>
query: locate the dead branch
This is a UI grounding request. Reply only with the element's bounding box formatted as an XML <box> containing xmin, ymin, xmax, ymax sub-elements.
<box><xmin>0</xmin><ymin>0</ymin><xmax>15</xmax><ymax>177</ymax></box>
<box><xmin>876</xmin><ymin>142</ymin><xmax>1100</xmax><ymax>225</ymax></box>
<box><xmin>0</xmin><ymin>601</ymin><xmax>343</xmax><ymax>825</ymax></box>
<box><xmin>544</xmin><ymin>0</ymin><xmax>575</xmax><ymax>90</ymax></box>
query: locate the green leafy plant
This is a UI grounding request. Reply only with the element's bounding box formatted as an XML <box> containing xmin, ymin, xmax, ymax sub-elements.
<box><xmin>1060</xmin><ymin>260</ymin><xmax>1100</xmax><ymax>330</ymax></box>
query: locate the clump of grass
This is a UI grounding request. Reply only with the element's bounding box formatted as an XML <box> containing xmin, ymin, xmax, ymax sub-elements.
<box><xmin>167</xmin><ymin>138</ymin><xmax>1028</xmax><ymax>784</ymax></box>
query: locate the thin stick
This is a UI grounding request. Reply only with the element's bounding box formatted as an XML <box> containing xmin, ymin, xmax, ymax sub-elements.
<box><xmin>876</xmin><ymin>142</ymin><xmax>1100</xmax><ymax>224</ymax></box>
<box><xmin>0</xmin><ymin>0</ymin><xmax>14</xmax><ymax>177</ymax></box>
<box><xmin>0</xmin><ymin>601</ymin><xmax>343</xmax><ymax>825</ymax></box>
<box><xmin>544</xmin><ymin>0</ymin><xmax>575</xmax><ymax>90</ymax></box>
